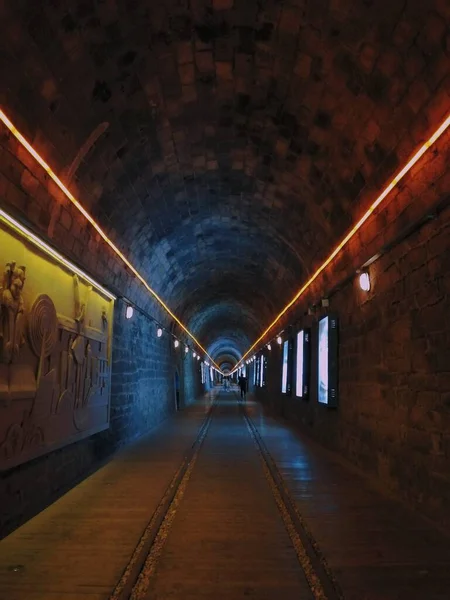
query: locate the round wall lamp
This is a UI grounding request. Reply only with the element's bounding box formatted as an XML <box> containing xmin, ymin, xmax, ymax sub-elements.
<box><xmin>359</xmin><ymin>272</ymin><xmax>371</xmax><ymax>292</ymax></box>
<box><xmin>185</xmin><ymin>346</ymin><xmax>189</xmax><ymax>353</ymax></box>
<box><xmin>125</xmin><ymin>305</ymin><xmax>134</xmax><ymax>320</ymax></box>
<box><xmin>193</xmin><ymin>352</ymin><xmax>197</xmax><ymax>358</ymax></box>
<box><xmin>157</xmin><ymin>327</ymin><xmax>163</xmax><ymax>338</ymax></box>
<box><xmin>277</xmin><ymin>336</ymin><xmax>282</xmax><ymax>345</ymax></box>
<box><xmin>267</xmin><ymin>343</ymin><xmax>271</xmax><ymax>351</ymax></box>
<box><xmin>174</xmin><ymin>339</ymin><xmax>179</xmax><ymax>348</ymax></box>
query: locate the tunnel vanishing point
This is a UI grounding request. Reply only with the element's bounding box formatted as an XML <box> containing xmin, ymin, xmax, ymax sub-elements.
<box><xmin>0</xmin><ymin>1</ymin><xmax>450</xmax><ymax>598</ymax></box>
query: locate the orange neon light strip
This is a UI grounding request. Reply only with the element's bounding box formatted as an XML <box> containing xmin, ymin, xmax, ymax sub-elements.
<box><xmin>0</xmin><ymin>108</ymin><xmax>222</xmax><ymax>372</ymax></box>
<box><xmin>232</xmin><ymin>112</ymin><xmax>450</xmax><ymax>372</ymax></box>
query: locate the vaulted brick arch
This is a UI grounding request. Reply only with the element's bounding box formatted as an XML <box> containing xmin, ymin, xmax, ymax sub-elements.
<box><xmin>0</xmin><ymin>0</ymin><xmax>448</xmax><ymax>367</ymax></box>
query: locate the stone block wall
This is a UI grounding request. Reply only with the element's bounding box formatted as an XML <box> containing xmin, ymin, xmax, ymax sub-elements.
<box><xmin>255</xmin><ymin>202</ymin><xmax>450</xmax><ymax>533</ymax></box>
<box><xmin>0</xmin><ymin>294</ymin><xmax>205</xmax><ymax>538</ymax></box>
<box><xmin>0</xmin><ymin>137</ymin><xmax>203</xmax><ymax>539</ymax></box>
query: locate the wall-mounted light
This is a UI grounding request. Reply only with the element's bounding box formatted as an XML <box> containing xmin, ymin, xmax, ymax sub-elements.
<box><xmin>125</xmin><ymin>305</ymin><xmax>134</xmax><ymax>319</ymax></box>
<box><xmin>359</xmin><ymin>272</ymin><xmax>371</xmax><ymax>292</ymax></box>
<box><xmin>321</xmin><ymin>298</ymin><xmax>329</xmax><ymax>308</ymax></box>
<box><xmin>267</xmin><ymin>344</ymin><xmax>271</xmax><ymax>351</ymax></box>
<box><xmin>185</xmin><ymin>346</ymin><xmax>189</xmax><ymax>353</ymax></box>
<box><xmin>157</xmin><ymin>327</ymin><xmax>163</xmax><ymax>338</ymax></box>
<box><xmin>277</xmin><ymin>336</ymin><xmax>282</xmax><ymax>345</ymax></box>
<box><xmin>174</xmin><ymin>339</ymin><xmax>179</xmax><ymax>348</ymax></box>
<box><xmin>193</xmin><ymin>352</ymin><xmax>197</xmax><ymax>358</ymax></box>
<box><xmin>197</xmin><ymin>355</ymin><xmax>200</xmax><ymax>361</ymax></box>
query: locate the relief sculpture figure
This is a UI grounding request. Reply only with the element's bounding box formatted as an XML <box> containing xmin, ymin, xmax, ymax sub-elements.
<box><xmin>0</xmin><ymin>262</ymin><xmax>35</xmax><ymax>406</ymax></box>
<box><xmin>0</xmin><ymin>262</ymin><xmax>44</xmax><ymax>459</ymax></box>
<box><xmin>0</xmin><ymin>262</ymin><xmax>26</xmax><ymax>364</ymax></box>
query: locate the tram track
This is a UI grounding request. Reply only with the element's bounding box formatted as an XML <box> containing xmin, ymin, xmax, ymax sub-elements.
<box><xmin>109</xmin><ymin>397</ymin><xmax>216</xmax><ymax>600</ymax></box>
<box><xmin>240</xmin><ymin>399</ymin><xmax>344</xmax><ymax>600</ymax></box>
<box><xmin>110</xmin><ymin>392</ymin><xmax>343</xmax><ymax>600</ymax></box>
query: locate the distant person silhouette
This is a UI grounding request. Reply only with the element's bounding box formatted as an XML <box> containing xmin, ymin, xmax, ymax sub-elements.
<box><xmin>238</xmin><ymin>375</ymin><xmax>247</xmax><ymax>400</ymax></box>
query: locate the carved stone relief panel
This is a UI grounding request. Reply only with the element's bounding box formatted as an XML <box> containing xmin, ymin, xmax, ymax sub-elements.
<box><xmin>0</xmin><ymin>221</ymin><xmax>114</xmax><ymax>470</ymax></box>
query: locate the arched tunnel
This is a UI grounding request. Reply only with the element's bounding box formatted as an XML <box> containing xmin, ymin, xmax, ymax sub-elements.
<box><xmin>0</xmin><ymin>0</ymin><xmax>450</xmax><ymax>597</ymax></box>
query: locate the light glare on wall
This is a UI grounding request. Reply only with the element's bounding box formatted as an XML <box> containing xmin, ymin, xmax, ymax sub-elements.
<box><xmin>157</xmin><ymin>327</ymin><xmax>163</xmax><ymax>338</ymax></box>
<box><xmin>359</xmin><ymin>272</ymin><xmax>371</xmax><ymax>292</ymax></box>
<box><xmin>0</xmin><ymin>208</ymin><xmax>116</xmax><ymax>301</ymax></box>
<box><xmin>125</xmin><ymin>305</ymin><xmax>134</xmax><ymax>319</ymax></box>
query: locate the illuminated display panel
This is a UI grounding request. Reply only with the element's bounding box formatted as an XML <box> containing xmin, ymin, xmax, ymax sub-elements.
<box><xmin>318</xmin><ymin>316</ymin><xmax>338</xmax><ymax>407</ymax></box>
<box><xmin>259</xmin><ymin>355</ymin><xmax>265</xmax><ymax>387</ymax></box>
<box><xmin>318</xmin><ymin>318</ymin><xmax>328</xmax><ymax>404</ymax></box>
<box><xmin>281</xmin><ymin>340</ymin><xmax>289</xmax><ymax>393</ymax></box>
<box><xmin>296</xmin><ymin>329</ymin><xmax>310</xmax><ymax>399</ymax></box>
<box><xmin>296</xmin><ymin>330</ymin><xmax>304</xmax><ymax>397</ymax></box>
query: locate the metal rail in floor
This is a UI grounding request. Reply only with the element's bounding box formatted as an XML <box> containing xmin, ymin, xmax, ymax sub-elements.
<box><xmin>1</xmin><ymin>390</ymin><xmax>449</xmax><ymax>599</ymax></box>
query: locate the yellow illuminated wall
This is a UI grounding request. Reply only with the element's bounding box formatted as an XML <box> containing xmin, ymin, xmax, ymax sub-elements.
<box><xmin>0</xmin><ymin>220</ymin><xmax>114</xmax><ymax>470</ymax></box>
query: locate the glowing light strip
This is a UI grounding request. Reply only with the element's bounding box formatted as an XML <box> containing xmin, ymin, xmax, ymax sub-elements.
<box><xmin>0</xmin><ymin>208</ymin><xmax>116</xmax><ymax>300</ymax></box>
<box><xmin>232</xmin><ymin>113</ymin><xmax>450</xmax><ymax>372</ymax></box>
<box><xmin>0</xmin><ymin>109</ymin><xmax>222</xmax><ymax>372</ymax></box>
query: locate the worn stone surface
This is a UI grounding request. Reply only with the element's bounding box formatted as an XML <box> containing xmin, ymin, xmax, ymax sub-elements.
<box><xmin>1</xmin><ymin>395</ymin><xmax>450</xmax><ymax>599</ymax></box>
<box><xmin>0</xmin><ymin>399</ymin><xmax>213</xmax><ymax>597</ymax></box>
<box><xmin>255</xmin><ymin>204</ymin><xmax>450</xmax><ymax>533</ymax></box>
<box><xmin>0</xmin><ymin>0</ymin><xmax>449</xmax><ymax>536</ymax></box>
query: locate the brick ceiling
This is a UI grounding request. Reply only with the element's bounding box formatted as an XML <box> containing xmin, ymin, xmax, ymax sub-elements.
<box><xmin>1</xmin><ymin>0</ymin><xmax>449</xmax><ymax>363</ymax></box>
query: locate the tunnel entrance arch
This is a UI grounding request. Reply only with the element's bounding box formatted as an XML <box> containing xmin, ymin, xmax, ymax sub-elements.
<box><xmin>174</xmin><ymin>370</ymin><xmax>180</xmax><ymax>412</ymax></box>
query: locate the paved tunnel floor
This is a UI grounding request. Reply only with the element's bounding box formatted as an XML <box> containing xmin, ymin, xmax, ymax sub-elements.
<box><xmin>0</xmin><ymin>390</ymin><xmax>449</xmax><ymax>600</ymax></box>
